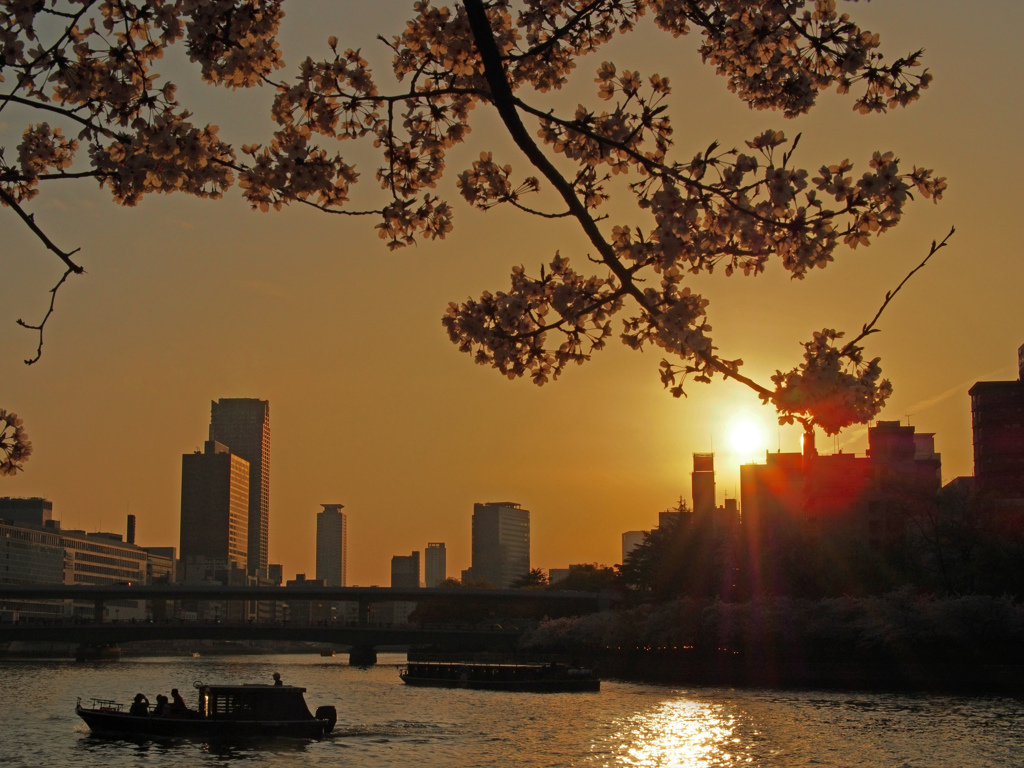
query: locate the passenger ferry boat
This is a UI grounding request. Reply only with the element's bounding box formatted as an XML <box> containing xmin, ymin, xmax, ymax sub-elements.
<box><xmin>400</xmin><ymin>661</ymin><xmax>600</xmax><ymax>692</ymax></box>
<box><xmin>76</xmin><ymin>675</ymin><xmax>337</xmax><ymax>739</ymax></box>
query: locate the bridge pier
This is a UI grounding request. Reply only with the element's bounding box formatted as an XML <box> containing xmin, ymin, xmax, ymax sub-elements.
<box><xmin>348</xmin><ymin>646</ymin><xmax>377</xmax><ymax>666</ymax></box>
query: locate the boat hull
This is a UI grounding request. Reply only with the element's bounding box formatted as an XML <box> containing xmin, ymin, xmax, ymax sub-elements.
<box><xmin>76</xmin><ymin>707</ymin><xmax>330</xmax><ymax>740</ymax></box>
<box><xmin>400</xmin><ymin>675</ymin><xmax>599</xmax><ymax>692</ymax></box>
<box><xmin>400</xmin><ymin>662</ymin><xmax>600</xmax><ymax>692</ymax></box>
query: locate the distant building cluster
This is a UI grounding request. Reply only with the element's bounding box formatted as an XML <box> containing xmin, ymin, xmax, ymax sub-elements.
<box><xmin>5</xmin><ymin>343</ymin><xmax>1022</xmax><ymax>621</ymax></box>
<box><xmin>0</xmin><ymin>498</ymin><xmax>172</xmax><ymax>621</ymax></box>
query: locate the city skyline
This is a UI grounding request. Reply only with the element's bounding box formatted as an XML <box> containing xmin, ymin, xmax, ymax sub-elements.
<box><xmin>2</xmin><ymin>1</ymin><xmax>1023</xmax><ymax>585</ymax></box>
<box><xmin>0</xmin><ymin>362</ymin><xmax>1013</xmax><ymax>586</ymax></box>
<box><xmin>0</xmin><ymin>347</ymin><xmax>1018</xmax><ymax>589</ymax></box>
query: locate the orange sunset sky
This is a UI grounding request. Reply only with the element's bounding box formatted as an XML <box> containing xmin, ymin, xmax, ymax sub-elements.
<box><xmin>3</xmin><ymin>1</ymin><xmax>1022</xmax><ymax>586</ymax></box>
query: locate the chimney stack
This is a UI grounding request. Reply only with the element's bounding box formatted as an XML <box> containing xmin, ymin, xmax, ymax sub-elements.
<box><xmin>126</xmin><ymin>514</ymin><xmax>136</xmax><ymax>545</ymax></box>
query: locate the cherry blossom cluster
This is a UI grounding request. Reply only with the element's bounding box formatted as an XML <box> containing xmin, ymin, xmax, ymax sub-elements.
<box><xmin>442</xmin><ymin>253</ymin><xmax>624</xmax><ymax>385</ymax></box>
<box><xmin>770</xmin><ymin>329</ymin><xmax>892</xmax><ymax>435</ymax></box>
<box><xmin>457</xmin><ymin>151</ymin><xmax>540</xmax><ymax>212</ymax></box>
<box><xmin>0</xmin><ymin>410</ymin><xmax>31</xmax><ymax>476</ymax></box>
<box><xmin>651</xmin><ymin>0</ymin><xmax>933</xmax><ymax>118</ymax></box>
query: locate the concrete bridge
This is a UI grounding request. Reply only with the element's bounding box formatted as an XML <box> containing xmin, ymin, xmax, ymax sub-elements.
<box><xmin>0</xmin><ymin>584</ymin><xmax>617</xmax><ymax>664</ymax></box>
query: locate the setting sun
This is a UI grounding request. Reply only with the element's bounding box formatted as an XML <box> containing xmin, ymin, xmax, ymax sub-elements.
<box><xmin>728</xmin><ymin>415</ymin><xmax>767</xmax><ymax>458</ymax></box>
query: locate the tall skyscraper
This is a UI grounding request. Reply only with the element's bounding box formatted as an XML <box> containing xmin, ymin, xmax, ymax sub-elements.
<box><xmin>692</xmin><ymin>453</ymin><xmax>716</xmax><ymax>518</ymax></box>
<box><xmin>316</xmin><ymin>504</ymin><xmax>347</xmax><ymax>587</ymax></box>
<box><xmin>425</xmin><ymin>542</ymin><xmax>446</xmax><ymax>587</ymax></box>
<box><xmin>210</xmin><ymin>398</ymin><xmax>270</xmax><ymax>573</ymax></box>
<box><xmin>469</xmin><ymin>502</ymin><xmax>530</xmax><ymax>588</ymax></box>
<box><xmin>180</xmin><ymin>440</ymin><xmax>249</xmax><ymax>570</ymax></box>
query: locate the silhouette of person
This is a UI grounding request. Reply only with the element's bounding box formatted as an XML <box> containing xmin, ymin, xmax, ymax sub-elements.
<box><xmin>273</xmin><ymin>672</ymin><xmax>283</xmax><ymax>686</ymax></box>
<box><xmin>153</xmin><ymin>694</ymin><xmax>169</xmax><ymax>716</ymax></box>
<box><xmin>170</xmin><ymin>688</ymin><xmax>188</xmax><ymax>714</ymax></box>
<box><xmin>129</xmin><ymin>693</ymin><xmax>149</xmax><ymax>716</ymax></box>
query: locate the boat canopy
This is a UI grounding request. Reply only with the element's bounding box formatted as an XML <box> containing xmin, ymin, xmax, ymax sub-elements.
<box><xmin>198</xmin><ymin>684</ymin><xmax>314</xmax><ymax>721</ymax></box>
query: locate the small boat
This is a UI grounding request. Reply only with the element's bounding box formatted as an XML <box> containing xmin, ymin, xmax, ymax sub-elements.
<box><xmin>399</xmin><ymin>661</ymin><xmax>600</xmax><ymax>692</ymax></box>
<box><xmin>76</xmin><ymin>674</ymin><xmax>337</xmax><ymax>740</ymax></box>
<box><xmin>191</xmin><ymin>652</ymin><xmax>201</xmax><ymax>658</ymax></box>
<box><xmin>319</xmin><ymin>650</ymin><xmax>335</xmax><ymax>658</ymax></box>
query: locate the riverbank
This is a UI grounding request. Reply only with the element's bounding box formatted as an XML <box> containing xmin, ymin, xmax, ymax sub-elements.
<box><xmin>592</xmin><ymin>649</ymin><xmax>1024</xmax><ymax>695</ymax></box>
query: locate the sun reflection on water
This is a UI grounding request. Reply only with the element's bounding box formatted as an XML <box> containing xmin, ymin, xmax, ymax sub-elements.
<box><xmin>591</xmin><ymin>698</ymin><xmax>745</xmax><ymax>768</ymax></box>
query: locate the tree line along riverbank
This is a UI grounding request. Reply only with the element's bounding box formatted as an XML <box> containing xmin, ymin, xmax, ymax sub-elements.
<box><xmin>518</xmin><ymin>592</ymin><xmax>1024</xmax><ymax>694</ymax></box>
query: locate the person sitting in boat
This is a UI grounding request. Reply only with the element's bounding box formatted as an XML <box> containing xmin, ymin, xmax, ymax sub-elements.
<box><xmin>153</xmin><ymin>694</ymin><xmax>169</xmax><ymax>716</ymax></box>
<box><xmin>129</xmin><ymin>693</ymin><xmax>149</xmax><ymax>716</ymax></box>
<box><xmin>169</xmin><ymin>688</ymin><xmax>188</xmax><ymax>715</ymax></box>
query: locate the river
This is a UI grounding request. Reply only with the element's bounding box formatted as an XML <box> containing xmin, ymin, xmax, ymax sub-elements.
<box><xmin>2</xmin><ymin>653</ymin><xmax>1021</xmax><ymax>767</ymax></box>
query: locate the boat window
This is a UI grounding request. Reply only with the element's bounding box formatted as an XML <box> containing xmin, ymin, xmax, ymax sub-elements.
<box><xmin>209</xmin><ymin>694</ymin><xmax>252</xmax><ymax>718</ymax></box>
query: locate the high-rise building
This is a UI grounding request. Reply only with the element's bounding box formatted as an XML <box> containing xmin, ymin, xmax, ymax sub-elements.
<box><xmin>468</xmin><ymin>502</ymin><xmax>530</xmax><ymax>588</ymax></box>
<box><xmin>692</xmin><ymin>453</ymin><xmax>716</xmax><ymax>518</ymax></box>
<box><xmin>969</xmin><ymin>343</ymin><xmax>1024</xmax><ymax>500</ymax></box>
<box><xmin>209</xmin><ymin>398</ymin><xmax>270</xmax><ymax>573</ymax></box>
<box><xmin>316</xmin><ymin>504</ymin><xmax>347</xmax><ymax>587</ymax></box>
<box><xmin>180</xmin><ymin>440</ymin><xmax>250</xmax><ymax>571</ymax></box>
<box><xmin>425</xmin><ymin>542</ymin><xmax>446</xmax><ymax>587</ymax></box>
<box><xmin>391</xmin><ymin>551</ymin><xmax>421</xmax><ymax>588</ymax></box>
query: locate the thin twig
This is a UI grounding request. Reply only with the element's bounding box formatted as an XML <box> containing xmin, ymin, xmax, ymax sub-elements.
<box><xmin>840</xmin><ymin>226</ymin><xmax>955</xmax><ymax>356</ymax></box>
<box><xmin>17</xmin><ymin>266</ymin><xmax>78</xmax><ymax>365</ymax></box>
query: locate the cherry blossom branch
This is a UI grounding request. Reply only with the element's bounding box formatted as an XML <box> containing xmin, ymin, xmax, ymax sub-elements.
<box><xmin>0</xmin><ymin>187</ymin><xmax>83</xmax><ymax>273</ymax></box>
<box><xmin>505</xmin><ymin>200</ymin><xmax>572</xmax><ymax>218</ymax></box>
<box><xmin>0</xmin><ymin>95</ymin><xmax>119</xmax><ymax>139</ymax></box>
<box><xmin>466</xmin><ymin>0</ymin><xmax>778</xmax><ymax>400</ymax></box>
<box><xmin>294</xmin><ymin>198</ymin><xmax>381</xmax><ymax>217</ymax></box>
<box><xmin>465</xmin><ymin>1</ymin><xmax>640</xmax><ymax>297</ymax></box>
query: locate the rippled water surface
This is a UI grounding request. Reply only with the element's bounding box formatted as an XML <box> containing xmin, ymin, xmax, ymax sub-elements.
<box><xmin>2</xmin><ymin>654</ymin><xmax>1021</xmax><ymax>767</ymax></box>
